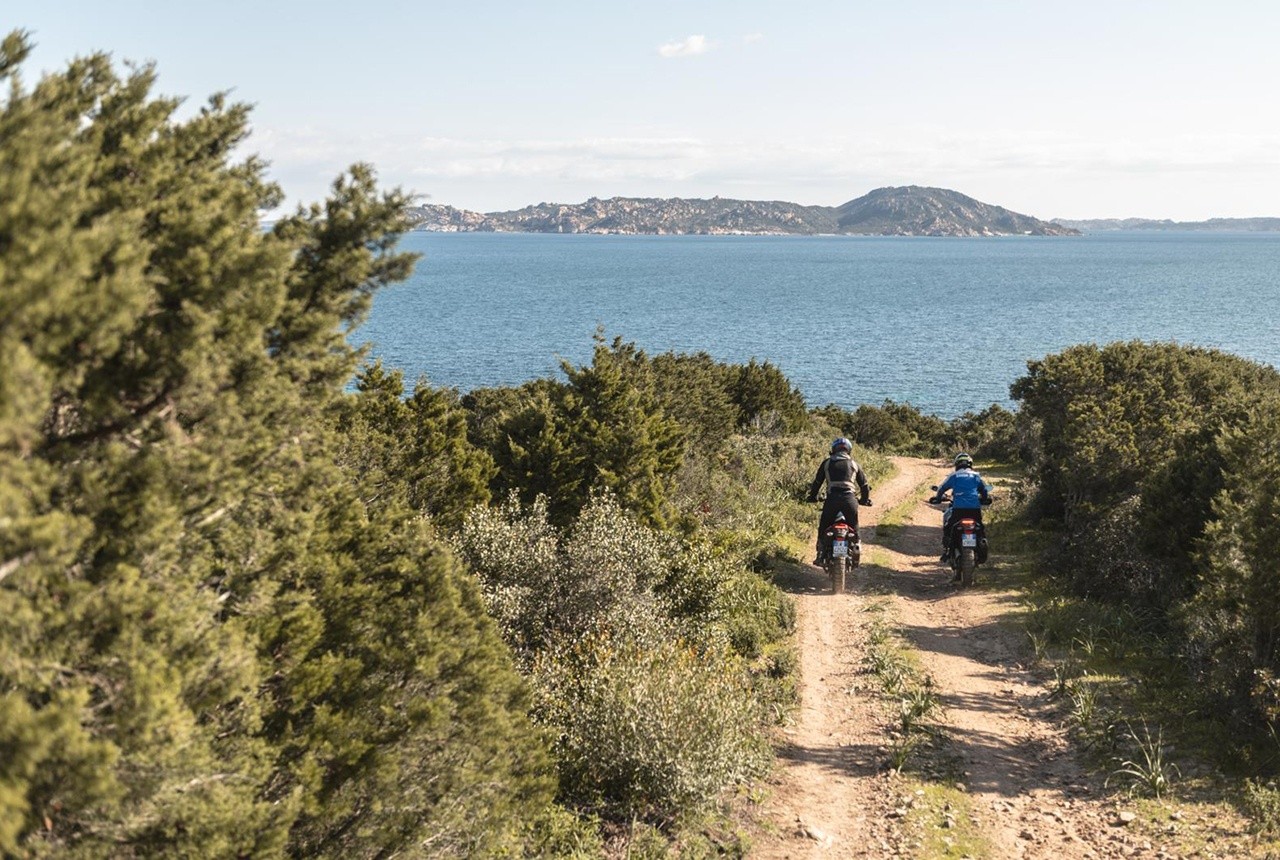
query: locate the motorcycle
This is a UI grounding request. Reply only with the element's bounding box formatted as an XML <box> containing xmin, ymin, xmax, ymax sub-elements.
<box><xmin>926</xmin><ymin>487</ymin><xmax>991</xmax><ymax>587</ymax></box>
<box><xmin>818</xmin><ymin>511</ymin><xmax>861</xmax><ymax>595</ymax></box>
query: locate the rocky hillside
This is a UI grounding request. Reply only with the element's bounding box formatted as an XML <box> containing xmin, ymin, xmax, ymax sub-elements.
<box><xmin>405</xmin><ymin>186</ymin><xmax>1076</xmax><ymax>237</ymax></box>
<box><xmin>835</xmin><ymin>186</ymin><xmax>1077</xmax><ymax>236</ymax></box>
<box><xmin>403</xmin><ymin>203</ymin><xmax>492</xmax><ymax>232</ymax></box>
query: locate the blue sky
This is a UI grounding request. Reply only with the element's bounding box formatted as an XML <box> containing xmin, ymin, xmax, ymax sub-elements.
<box><xmin>7</xmin><ymin>1</ymin><xmax>1279</xmax><ymax>218</ymax></box>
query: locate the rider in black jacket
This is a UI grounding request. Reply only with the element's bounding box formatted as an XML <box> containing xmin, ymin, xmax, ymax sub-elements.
<box><xmin>807</xmin><ymin>437</ymin><xmax>872</xmax><ymax>563</ymax></box>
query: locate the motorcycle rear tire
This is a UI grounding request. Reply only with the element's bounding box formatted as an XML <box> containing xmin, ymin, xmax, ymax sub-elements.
<box><xmin>826</xmin><ymin>560</ymin><xmax>845</xmax><ymax>595</ymax></box>
<box><xmin>959</xmin><ymin>547</ymin><xmax>976</xmax><ymax>587</ymax></box>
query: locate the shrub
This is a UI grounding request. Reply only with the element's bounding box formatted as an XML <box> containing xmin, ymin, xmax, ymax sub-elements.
<box><xmin>456</xmin><ymin>493</ymin><xmax>673</xmax><ymax>660</ymax></box>
<box><xmin>814</xmin><ymin>400</ymin><xmax>952</xmax><ymax>456</ymax></box>
<box><xmin>336</xmin><ymin>362</ymin><xmax>494</xmax><ymax>529</ymax></box>
<box><xmin>1184</xmin><ymin>398</ymin><xmax>1280</xmax><ymax>725</ymax></box>
<box><xmin>950</xmin><ymin>403</ymin><xmax>1024</xmax><ymax>462</ymax></box>
<box><xmin>1047</xmin><ymin>496</ymin><xmax>1174</xmax><ymax>607</ymax></box>
<box><xmin>1243</xmin><ymin>779</ymin><xmax>1280</xmax><ymax>834</ymax></box>
<box><xmin>0</xmin><ymin>32</ymin><xmax>555</xmax><ymax>856</ymax></box>
<box><xmin>1011</xmin><ymin>341</ymin><xmax>1280</xmax><ymax>522</ymax></box>
<box><xmin>533</xmin><ymin>631</ymin><xmax>770</xmax><ymax>822</ymax></box>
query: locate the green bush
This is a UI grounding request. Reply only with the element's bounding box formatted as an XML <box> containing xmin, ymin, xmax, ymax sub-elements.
<box><xmin>1046</xmin><ymin>495</ymin><xmax>1174</xmax><ymax>606</ymax></box>
<box><xmin>950</xmin><ymin>403</ymin><xmax>1024</xmax><ymax>462</ymax></box>
<box><xmin>814</xmin><ymin>400</ymin><xmax>949</xmax><ymax>456</ymax></box>
<box><xmin>1242</xmin><ymin>779</ymin><xmax>1280</xmax><ymax>834</ymax></box>
<box><xmin>456</xmin><ymin>494</ymin><xmax>670</xmax><ymax>659</ymax></box>
<box><xmin>1184</xmin><ymin>397</ymin><xmax>1280</xmax><ymax>725</ymax></box>
<box><xmin>534</xmin><ymin>631</ymin><xmax>770</xmax><ymax>822</ymax></box>
<box><xmin>1012</xmin><ymin>341</ymin><xmax>1280</xmax><ymax>607</ymax></box>
<box><xmin>731</xmin><ymin>359</ymin><xmax>810</xmax><ymax>434</ymax></box>
<box><xmin>1012</xmin><ymin>341</ymin><xmax>1280</xmax><ymax>522</ymax></box>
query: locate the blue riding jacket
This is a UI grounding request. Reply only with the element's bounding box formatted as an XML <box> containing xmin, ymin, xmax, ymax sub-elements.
<box><xmin>935</xmin><ymin>468</ymin><xmax>991</xmax><ymax>509</ymax></box>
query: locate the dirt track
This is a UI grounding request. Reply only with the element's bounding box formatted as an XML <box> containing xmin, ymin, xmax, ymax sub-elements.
<box><xmin>752</xmin><ymin>456</ymin><xmax>1149</xmax><ymax>859</ymax></box>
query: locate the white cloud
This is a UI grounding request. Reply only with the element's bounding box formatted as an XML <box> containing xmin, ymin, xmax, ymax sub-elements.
<box><xmin>657</xmin><ymin>35</ymin><xmax>711</xmax><ymax>58</ymax></box>
<box><xmin>743</xmin><ymin>33</ymin><xmax>764</xmax><ymax>44</ymax></box>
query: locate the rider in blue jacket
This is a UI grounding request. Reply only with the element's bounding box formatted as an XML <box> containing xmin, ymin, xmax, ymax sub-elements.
<box><xmin>928</xmin><ymin>453</ymin><xmax>991</xmax><ymax>563</ymax></box>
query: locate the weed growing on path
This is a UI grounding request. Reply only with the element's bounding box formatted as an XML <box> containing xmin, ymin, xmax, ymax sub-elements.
<box><xmin>898</xmin><ymin>783</ymin><xmax>990</xmax><ymax>860</ymax></box>
<box><xmin>863</xmin><ymin>617</ymin><xmax>949</xmax><ymax>776</ymax></box>
<box><xmin>872</xmin><ymin>479</ymin><xmax>934</xmax><ymax>541</ymax></box>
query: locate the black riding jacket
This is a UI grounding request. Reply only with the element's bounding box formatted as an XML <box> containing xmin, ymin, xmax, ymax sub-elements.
<box><xmin>807</xmin><ymin>454</ymin><xmax>871</xmax><ymax>502</ymax></box>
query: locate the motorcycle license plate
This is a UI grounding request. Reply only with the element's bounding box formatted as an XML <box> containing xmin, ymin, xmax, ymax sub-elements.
<box><xmin>961</xmin><ymin>533</ymin><xmax>978</xmax><ymax>548</ymax></box>
<box><xmin>832</xmin><ymin>539</ymin><xmax>848</xmax><ymax>558</ymax></box>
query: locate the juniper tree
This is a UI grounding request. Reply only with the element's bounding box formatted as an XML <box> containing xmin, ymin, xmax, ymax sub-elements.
<box><xmin>556</xmin><ymin>337</ymin><xmax>685</xmax><ymax>527</ymax></box>
<box><xmin>0</xmin><ymin>31</ymin><xmax>552</xmax><ymax>858</ymax></box>
<box><xmin>336</xmin><ymin>362</ymin><xmax>494</xmax><ymax>530</ymax></box>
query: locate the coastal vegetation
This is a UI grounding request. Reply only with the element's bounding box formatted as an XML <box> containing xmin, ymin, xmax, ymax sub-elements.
<box><xmin>1011</xmin><ymin>342</ymin><xmax>1280</xmax><ymax>754</ymax></box>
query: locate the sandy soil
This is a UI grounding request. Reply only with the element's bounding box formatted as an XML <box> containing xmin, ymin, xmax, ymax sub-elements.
<box><xmin>751</xmin><ymin>456</ymin><xmax>1157</xmax><ymax>859</ymax></box>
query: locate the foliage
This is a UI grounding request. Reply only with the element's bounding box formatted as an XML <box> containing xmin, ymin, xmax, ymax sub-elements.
<box><xmin>1242</xmin><ymin>779</ymin><xmax>1280</xmax><ymax>834</ymax></box>
<box><xmin>1046</xmin><ymin>495</ymin><xmax>1174</xmax><ymax>606</ymax></box>
<box><xmin>1011</xmin><ymin>340</ymin><xmax>1280</xmax><ymax>524</ymax></box>
<box><xmin>533</xmin><ymin>631</ymin><xmax>770</xmax><ymax>822</ymax></box>
<box><xmin>0</xmin><ymin>33</ymin><xmax>554</xmax><ymax>857</ymax></box>
<box><xmin>1107</xmin><ymin>722</ymin><xmax>1180</xmax><ymax>799</ymax></box>
<box><xmin>730</xmin><ymin>358</ymin><xmax>810</xmax><ymax>434</ymax></box>
<box><xmin>455</xmin><ymin>493</ymin><xmax>669</xmax><ymax>660</ymax></box>
<box><xmin>462</xmin><ymin>337</ymin><xmax>686</xmax><ymax>527</ymax></box>
<box><xmin>649</xmin><ymin>351</ymin><xmax>739</xmax><ymax>448</ymax></box>
<box><xmin>462</xmin><ymin>336</ymin><xmax>814</xmax><ymax>532</ymax></box>
<box><xmin>1184</xmin><ymin>397</ymin><xmax>1280</xmax><ymax>726</ymax></box>
<box><xmin>814</xmin><ymin>399</ymin><xmax>950</xmax><ymax>456</ymax></box>
<box><xmin>1012</xmin><ymin>341</ymin><xmax>1280</xmax><ymax>601</ymax></box>
<box><xmin>949</xmin><ymin>403</ymin><xmax>1023</xmax><ymax>461</ymax></box>
<box><xmin>557</xmin><ymin>339</ymin><xmax>687</xmax><ymax>527</ymax></box>
<box><xmin>456</xmin><ymin>492</ymin><xmax>791</xmax><ymax>826</ymax></box>
<box><xmin>334</xmin><ymin>362</ymin><xmax>494</xmax><ymax>529</ymax></box>
<box><xmin>1011</xmin><ymin>341</ymin><xmax>1280</xmax><ymax>741</ymax></box>
<box><xmin>813</xmin><ymin>399</ymin><xmax>1020</xmax><ymax>461</ymax></box>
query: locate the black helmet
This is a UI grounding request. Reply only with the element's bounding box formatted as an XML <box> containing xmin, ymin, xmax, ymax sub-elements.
<box><xmin>954</xmin><ymin>452</ymin><xmax>973</xmax><ymax>469</ymax></box>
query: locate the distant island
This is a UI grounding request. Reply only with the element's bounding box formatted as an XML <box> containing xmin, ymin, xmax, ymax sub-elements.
<box><xmin>406</xmin><ymin>186</ymin><xmax>1078</xmax><ymax>237</ymax></box>
<box><xmin>1054</xmin><ymin>217</ymin><xmax>1280</xmax><ymax>233</ymax></box>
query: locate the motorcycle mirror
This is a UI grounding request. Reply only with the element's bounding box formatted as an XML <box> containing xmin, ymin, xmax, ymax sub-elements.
<box><xmin>929</xmin><ymin>485</ymin><xmax>938</xmax><ymax>491</ymax></box>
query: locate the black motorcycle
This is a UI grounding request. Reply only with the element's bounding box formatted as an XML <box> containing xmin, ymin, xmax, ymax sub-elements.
<box><xmin>819</xmin><ymin>512</ymin><xmax>860</xmax><ymax>594</ymax></box>
<box><xmin>925</xmin><ymin>487</ymin><xmax>992</xmax><ymax>586</ymax></box>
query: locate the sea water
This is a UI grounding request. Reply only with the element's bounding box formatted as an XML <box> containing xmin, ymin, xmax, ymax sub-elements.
<box><xmin>356</xmin><ymin>231</ymin><xmax>1280</xmax><ymax>417</ymax></box>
